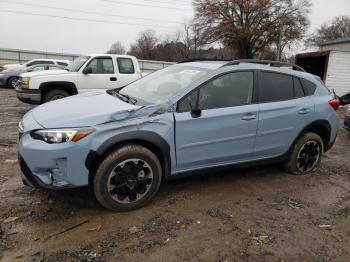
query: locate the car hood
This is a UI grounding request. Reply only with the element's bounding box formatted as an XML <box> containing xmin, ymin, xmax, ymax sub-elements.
<box><xmin>31</xmin><ymin>91</ymin><xmax>141</xmax><ymax>128</ymax></box>
<box><xmin>20</xmin><ymin>70</ymin><xmax>68</xmax><ymax>78</ymax></box>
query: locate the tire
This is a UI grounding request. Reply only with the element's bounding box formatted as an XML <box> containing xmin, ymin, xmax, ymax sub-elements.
<box><xmin>7</xmin><ymin>77</ymin><xmax>19</xmax><ymax>89</ymax></box>
<box><xmin>44</xmin><ymin>89</ymin><xmax>69</xmax><ymax>102</ymax></box>
<box><xmin>284</xmin><ymin>132</ymin><xmax>324</xmax><ymax>175</ymax></box>
<box><xmin>94</xmin><ymin>144</ymin><xmax>162</xmax><ymax>211</ymax></box>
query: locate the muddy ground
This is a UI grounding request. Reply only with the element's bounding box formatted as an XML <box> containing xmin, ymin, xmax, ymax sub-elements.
<box><xmin>0</xmin><ymin>88</ymin><xmax>350</xmax><ymax>262</ymax></box>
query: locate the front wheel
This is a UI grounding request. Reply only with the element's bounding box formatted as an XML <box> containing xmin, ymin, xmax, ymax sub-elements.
<box><xmin>94</xmin><ymin>144</ymin><xmax>162</xmax><ymax>211</ymax></box>
<box><xmin>284</xmin><ymin>132</ymin><xmax>324</xmax><ymax>175</ymax></box>
<box><xmin>7</xmin><ymin>77</ymin><xmax>19</xmax><ymax>89</ymax></box>
<box><xmin>44</xmin><ymin>89</ymin><xmax>69</xmax><ymax>102</ymax></box>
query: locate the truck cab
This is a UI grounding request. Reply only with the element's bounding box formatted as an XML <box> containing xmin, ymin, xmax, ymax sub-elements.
<box><xmin>16</xmin><ymin>54</ymin><xmax>141</xmax><ymax>104</ymax></box>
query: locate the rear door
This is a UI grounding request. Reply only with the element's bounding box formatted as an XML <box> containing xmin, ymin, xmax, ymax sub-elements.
<box><xmin>254</xmin><ymin>71</ymin><xmax>314</xmax><ymax>158</ymax></box>
<box><xmin>115</xmin><ymin>57</ymin><xmax>141</xmax><ymax>87</ymax></box>
<box><xmin>78</xmin><ymin>56</ymin><xmax>117</xmax><ymax>90</ymax></box>
<box><xmin>174</xmin><ymin>71</ymin><xmax>259</xmax><ymax>171</ymax></box>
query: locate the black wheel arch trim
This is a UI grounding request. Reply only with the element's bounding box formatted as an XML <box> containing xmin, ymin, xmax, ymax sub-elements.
<box><xmin>85</xmin><ymin>131</ymin><xmax>171</xmax><ymax>186</ymax></box>
<box><xmin>39</xmin><ymin>81</ymin><xmax>78</xmax><ymax>95</ymax></box>
<box><xmin>290</xmin><ymin>120</ymin><xmax>332</xmax><ymax>154</ymax></box>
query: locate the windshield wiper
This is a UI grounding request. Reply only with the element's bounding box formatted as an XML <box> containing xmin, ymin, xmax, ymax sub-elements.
<box><xmin>109</xmin><ymin>89</ymin><xmax>137</xmax><ymax>105</ymax></box>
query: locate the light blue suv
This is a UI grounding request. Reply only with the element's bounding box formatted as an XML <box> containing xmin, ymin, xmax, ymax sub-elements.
<box><xmin>17</xmin><ymin>59</ymin><xmax>340</xmax><ymax>211</ymax></box>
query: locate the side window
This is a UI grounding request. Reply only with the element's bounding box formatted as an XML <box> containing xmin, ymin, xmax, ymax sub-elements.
<box><xmin>178</xmin><ymin>91</ymin><xmax>198</xmax><ymax>112</ymax></box>
<box><xmin>57</xmin><ymin>62</ymin><xmax>68</xmax><ymax>66</ymax></box>
<box><xmin>301</xmin><ymin>79</ymin><xmax>317</xmax><ymax>95</ymax></box>
<box><xmin>259</xmin><ymin>72</ymin><xmax>293</xmax><ymax>102</ymax></box>
<box><xmin>85</xmin><ymin>57</ymin><xmax>114</xmax><ymax>74</ymax></box>
<box><xmin>31</xmin><ymin>66</ymin><xmax>46</xmax><ymax>71</ymax></box>
<box><xmin>117</xmin><ymin>58</ymin><xmax>135</xmax><ymax>74</ymax></box>
<box><xmin>49</xmin><ymin>66</ymin><xmax>62</xmax><ymax>70</ymax></box>
<box><xmin>178</xmin><ymin>71</ymin><xmax>254</xmax><ymax>112</ymax></box>
<box><xmin>293</xmin><ymin>77</ymin><xmax>305</xmax><ymax>98</ymax></box>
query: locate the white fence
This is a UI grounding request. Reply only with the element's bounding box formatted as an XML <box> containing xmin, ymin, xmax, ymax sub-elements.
<box><xmin>0</xmin><ymin>48</ymin><xmax>174</xmax><ymax>72</ymax></box>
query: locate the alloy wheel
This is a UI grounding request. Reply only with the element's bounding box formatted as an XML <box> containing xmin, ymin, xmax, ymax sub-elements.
<box><xmin>296</xmin><ymin>140</ymin><xmax>320</xmax><ymax>172</ymax></box>
<box><xmin>107</xmin><ymin>158</ymin><xmax>153</xmax><ymax>203</ymax></box>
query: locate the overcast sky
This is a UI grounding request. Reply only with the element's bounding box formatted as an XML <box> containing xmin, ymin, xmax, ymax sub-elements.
<box><xmin>0</xmin><ymin>0</ymin><xmax>349</xmax><ymax>55</ymax></box>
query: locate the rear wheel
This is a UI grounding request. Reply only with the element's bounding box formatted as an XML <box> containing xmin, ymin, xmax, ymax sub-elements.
<box><xmin>94</xmin><ymin>144</ymin><xmax>162</xmax><ymax>211</ymax></box>
<box><xmin>284</xmin><ymin>132</ymin><xmax>324</xmax><ymax>175</ymax></box>
<box><xmin>43</xmin><ymin>89</ymin><xmax>69</xmax><ymax>102</ymax></box>
<box><xmin>7</xmin><ymin>77</ymin><xmax>19</xmax><ymax>89</ymax></box>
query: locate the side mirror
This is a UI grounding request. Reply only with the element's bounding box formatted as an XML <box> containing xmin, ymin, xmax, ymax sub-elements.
<box><xmin>82</xmin><ymin>67</ymin><xmax>92</xmax><ymax>74</ymax></box>
<box><xmin>191</xmin><ymin>108</ymin><xmax>201</xmax><ymax>118</ymax></box>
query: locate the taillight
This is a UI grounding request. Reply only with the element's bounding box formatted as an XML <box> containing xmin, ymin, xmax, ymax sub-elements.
<box><xmin>329</xmin><ymin>98</ymin><xmax>340</xmax><ymax>110</ymax></box>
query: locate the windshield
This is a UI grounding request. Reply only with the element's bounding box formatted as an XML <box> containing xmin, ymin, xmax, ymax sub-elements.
<box><xmin>120</xmin><ymin>65</ymin><xmax>209</xmax><ymax>104</ymax></box>
<box><xmin>66</xmin><ymin>56</ymin><xmax>90</xmax><ymax>72</ymax></box>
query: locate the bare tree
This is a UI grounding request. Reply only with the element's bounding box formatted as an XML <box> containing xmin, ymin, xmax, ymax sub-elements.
<box><xmin>193</xmin><ymin>0</ymin><xmax>310</xmax><ymax>59</ymax></box>
<box><xmin>306</xmin><ymin>16</ymin><xmax>350</xmax><ymax>47</ymax></box>
<box><xmin>128</xmin><ymin>30</ymin><xmax>158</xmax><ymax>60</ymax></box>
<box><xmin>107</xmin><ymin>41</ymin><xmax>126</xmax><ymax>54</ymax></box>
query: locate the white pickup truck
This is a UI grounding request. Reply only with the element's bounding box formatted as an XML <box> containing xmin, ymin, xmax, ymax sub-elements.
<box><xmin>16</xmin><ymin>54</ymin><xmax>141</xmax><ymax>104</ymax></box>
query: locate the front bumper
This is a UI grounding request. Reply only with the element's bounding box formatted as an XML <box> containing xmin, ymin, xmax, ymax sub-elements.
<box><xmin>16</xmin><ymin>87</ymin><xmax>41</xmax><ymax>104</ymax></box>
<box><xmin>17</xmin><ymin>131</ymin><xmax>91</xmax><ymax>189</ymax></box>
<box><xmin>344</xmin><ymin>112</ymin><xmax>350</xmax><ymax>132</ymax></box>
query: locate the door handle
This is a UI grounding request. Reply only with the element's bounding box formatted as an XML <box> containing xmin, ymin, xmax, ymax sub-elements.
<box><xmin>298</xmin><ymin>108</ymin><xmax>311</xmax><ymax>115</ymax></box>
<box><xmin>241</xmin><ymin>113</ymin><xmax>256</xmax><ymax>121</ymax></box>
<box><xmin>110</xmin><ymin>77</ymin><xmax>117</xmax><ymax>81</ymax></box>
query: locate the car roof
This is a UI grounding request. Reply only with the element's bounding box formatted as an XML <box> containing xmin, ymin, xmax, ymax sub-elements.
<box><xmin>178</xmin><ymin>61</ymin><xmax>229</xmax><ymax>70</ymax></box>
<box><xmin>178</xmin><ymin>60</ymin><xmax>317</xmax><ymax>83</ymax></box>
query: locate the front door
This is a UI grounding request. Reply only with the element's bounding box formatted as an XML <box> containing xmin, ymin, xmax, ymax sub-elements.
<box><xmin>174</xmin><ymin>71</ymin><xmax>259</xmax><ymax>171</ymax></box>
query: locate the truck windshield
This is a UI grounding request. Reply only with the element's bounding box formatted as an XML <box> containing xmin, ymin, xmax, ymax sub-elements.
<box><xmin>66</xmin><ymin>56</ymin><xmax>90</xmax><ymax>72</ymax></box>
<box><xmin>119</xmin><ymin>65</ymin><xmax>208</xmax><ymax>104</ymax></box>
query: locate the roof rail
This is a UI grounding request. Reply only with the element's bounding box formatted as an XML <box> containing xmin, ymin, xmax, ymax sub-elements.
<box><xmin>222</xmin><ymin>59</ymin><xmax>306</xmax><ymax>72</ymax></box>
<box><xmin>178</xmin><ymin>58</ymin><xmax>231</xmax><ymax>63</ymax></box>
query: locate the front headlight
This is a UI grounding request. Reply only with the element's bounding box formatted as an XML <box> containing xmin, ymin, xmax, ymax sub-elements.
<box><xmin>31</xmin><ymin>128</ymin><xmax>94</xmax><ymax>144</ymax></box>
<box><xmin>21</xmin><ymin>77</ymin><xmax>31</xmax><ymax>89</ymax></box>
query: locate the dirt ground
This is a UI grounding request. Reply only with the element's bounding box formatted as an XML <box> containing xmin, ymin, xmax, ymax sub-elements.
<box><xmin>0</xmin><ymin>88</ymin><xmax>350</xmax><ymax>262</ymax></box>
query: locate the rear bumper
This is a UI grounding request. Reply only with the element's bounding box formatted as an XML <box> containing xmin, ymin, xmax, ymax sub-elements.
<box><xmin>16</xmin><ymin>87</ymin><xmax>41</xmax><ymax>104</ymax></box>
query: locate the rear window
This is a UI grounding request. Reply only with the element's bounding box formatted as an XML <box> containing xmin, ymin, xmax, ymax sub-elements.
<box><xmin>301</xmin><ymin>79</ymin><xmax>317</xmax><ymax>95</ymax></box>
<box><xmin>27</xmin><ymin>60</ymin><xmax>54</xmax><ymax>66</ymax></box>
<box><xmin>259</xmin><ymin>72</ymin><xmax>294</xmax><ymax>102</ymax></box>
<box><xmin>117</xmin><ymin>58</ymin><xmax>135</xmax><ymax>74</ymax></box>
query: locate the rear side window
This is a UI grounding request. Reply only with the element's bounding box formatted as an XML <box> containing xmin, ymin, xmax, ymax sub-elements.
<box><xmin>301</xmin><ymin>79</ymin><xmax>317</xmax><ymax>95</ymax></box>
<box><xmin>117</xmin><ymin>58</ymin><xmax>135</xmax><ymax>74</ymax></box>
<box><xmin>259</xmin><ymin>72</ymin><xmax>294</xmax><ymax>102</ymax></box>
<box><xmin>293</xmin><ymin>77</ymin><xmax>305</xmax><ymax>98</ymax></box>
<box><xmin>57</xmin><ymin>62</ymin><xmax>68</xmax><ymax>66</ymax></box>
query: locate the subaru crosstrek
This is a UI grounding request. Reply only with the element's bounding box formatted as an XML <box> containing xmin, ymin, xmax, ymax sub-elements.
<box><xmin>17</xmin><ymin>60</ymin><xmax>340</xmax><ymax>211</ymax></box>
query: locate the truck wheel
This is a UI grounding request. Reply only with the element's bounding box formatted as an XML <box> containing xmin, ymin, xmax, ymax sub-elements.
<box><xmin>7</xmin><ymin>77</ymin><xmax>19</xmax><ymax>89</ymax></box>
<box><xmin>284</xmin><ymin>132</ymin><xmax>324</xmax><ymax>175</ymax></box>
<box><xmin>44</xmin><ymin>89</ymin><xmax>69</xmax><ymax>102</ymax></box>
<box><xmin>94</xmin><ymin>144</ymin><xmax>162</xmax><ymax>211</ymax></box>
